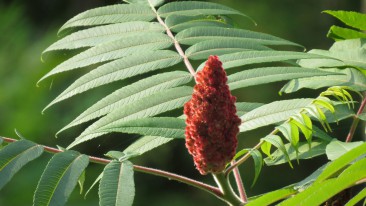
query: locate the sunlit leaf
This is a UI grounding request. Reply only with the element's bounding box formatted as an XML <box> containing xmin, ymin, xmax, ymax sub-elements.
<box><xmin>345</xmin><ymin>187</ymin><xmax>366</xmax><ymax>206</ymax></box>
<box><xmin>323</xmin><ymin>10</ymin><xmax>366</xmax><ymax>30</ymax></box>
<box><xmin>166</xmin><ymin>15</ymin><xmax>233</xmax><ymax>33</ymax></box>
<box><xmin>250</xmin><ymin>149</ymin><xmax>263</xmax><ymax>187</ymax></box>
<box><xmin>197</xmin><ymin>51</ymin><xmax>328</xmax><ymax>71</ymax></box>
<box><xmin>158</xmin><ymin>1</ymin><xmax>248</xmax><ymax>18</ymax></box>
<box><xmin>176</xmin><ymin>27</ymin><xmax>301</xmax><ymax>47</ymax></box>
<box><xmin>264</xmin><ymin>141</ymin><xmax>329</xmax><ymax>166</ymax></box>
<box><xmin>240</xmin><ymin>99</ymin><xmax>313</xmax><ymax>132</ymax></box>
<box><xmin>262</xmin><ymin>135</ymin><xmax>292</xmax><ymax>168</ymax></box>
<box><xmin>43</xmin><ymin>21</ymin><xmax>164</xmax><ymax>57</ymax></box>
<box><xmin>58</xmin><ymin>4</ymin><xmax>156</xmax><ymax>35</ymax></box>
<box><xmin>281</xmin><ymin>68</ymin><xmax>366</xmax><ymax>93</ymax></box>
<box><xmin>228</xmin><ymin>67</ymin><xmax>337</xmax><ymax>91</ymax></box>
<box><xmin>325</xmin><ymin>139</ymin><xmax>364</xmax><ymax>161</ymax></box>
<box><xmin>327</xmin><ymin>25</ymin><xmax>366</xmax><ymax>41</ymax></box>
<box><xmin>246</xmin><ymin>187</ymin><xmax>297</xmax><ymax>206</ymax></box>
<box><xmin>280</xmin><ymin>158</ymin><xmax>366</xmax><ymax>206</ymax></box>
<box><xmin>186</xmin><ymin>39</ymin><xmax>270</xmax><ymax>60</ymax></box>
<box><xmin>315</xmin><ymin>142</ymin><xmax>366</xmax><ymax>183</ymax></box>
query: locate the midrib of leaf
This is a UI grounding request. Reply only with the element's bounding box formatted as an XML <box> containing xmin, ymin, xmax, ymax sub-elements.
<box><xmin>45</xmin><ymin>155</ymin><xmax>83</xmax><ymax>206</ymax></box>
<box><xmin>115</xmin><ymin>163</ymin><xmax>124</xmax><ymax>205</ymax></box>
<box><xmin>0</xmin><ymin>145</ymin><xmax>40</xmax><ymax>171</ymax></box>
<box><xmin>147</xmin><ymin>0</ymin><xmax>196</xmax><ymax>77</ymax></box>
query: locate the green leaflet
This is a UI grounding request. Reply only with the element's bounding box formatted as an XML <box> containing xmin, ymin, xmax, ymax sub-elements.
<box><xmin>67</xmin><ymin>86</ymin><xmax>193</xmax><ymax>148</ymax></box>
<box><xmin>277</xmin><ymin>122</ymin><xmax>299</xmax><ymax>153</ymax></box>
<box><xmin>232</xmin><ymin>148</ymin><xmax>263</xmax><ymax>187</ymax></box>
<box><xmin>166</xmin><ymin>15</ymin><xmax>233</xmax><ymax>33</ymax></box>
<box><xmin>235</xmin><ymin>102</ymin><xmax>264</xmax><ymax>116</ymax></box>
<box><xmin>58</xmin><ymin>4</ymin><xmax>156</xmax><ymax>35</ymax></box>
<box><xmin>157</xmin><ymin>1</ymin><xmax>247</xmax><ymax>18</ymax></box>
<box><xmin>298</xmin><ymin>39</ymin><xmax>366</xmax><ymax>69</ymax></box>
<box><xmin>57</xmin><ymin>71</ymin><xmax>191</xmax><ymax>135</ymax></box>
<box><xmin>315</xmin><ymin>142</ymin><xmax>366</xmax><ymax>183</ymax></box>
<box><xmin>240</xmin><ymin>98</ymin><xmax>313</xmax><ymax>132</ymax></box>
<box><xmin>345</xmin><ymin>187</ymin><xmax>366</xmax><ymax>206</ymax></box>
<box><xmin>280</xmin><ymin>68</ymin><xmax>366</xmax><ymax>93</ymax></box>
<box><xmin>261</xmin><ymin>135</ymin><xmax>292</xmax><ymax>168</ymax></box>
<box><xmin>280</xmin><ymin>158</ymin><xmax>366</xmax><ymax>206</ymax></box>
<box><xmin>249</xmin><ymin>149</ymin><xmax>263</xmax><ymax>187</ymax></box>
<box><xmin>329</xmin><ymin>38</ymin><xmax>366</xmax><ymax>69</ymax></box>
<box><xmin>246</xmin><ymin>187</ymin><xmax>297</xmax><ymax>206</ymax></box>
<box><xmin>297</xmin><ymin>50</ymin><xmax>345</xmax><ymax>68</ymax></box>
<box><xmin>105</xmin><ymin>151</ymin><xmax>125</xmax><ymax>160</ymax></box>
<box><xmin>0</xmin><ymin>140</ymin><xmax>43</xmax><ymax>190</ymax></box>
<box><xmin>98</xmin><ymin>117</ymin><xmax>186</xmax><ymax>139</ymax></box>
<box><xmin>43</xmin><ymin>50</ymin><xmax>182</xmax><ymax>112</ymax></box>
<box><xmin>38</xmin><ymin>34</ymin><xmax>173</xmax><ymax>84</ymax></box>
<box><xmin>197</xmin><ymin>51</ymin><xmax>328</xmax><ymax>71</ymax></box>
<box><xmin>123</xmin><ymin>0</ymin><xmax>164</xmax><ymax>7</ymax></box>
<box><xmin>42</xmin><ymin>21</ymin><xmax>164</xmax><ymax>56</ymax></box>
<box><xmin>264</xmin><ymin>141</ymin><xmax>329</xmax><ymax>166</ymax></box>
<box><xmin>325</xmin><ymin>139</ymin><xmax>364</xmax><ymax>161</ymax></box>
<box><xmin>99</xmin><ymin>161</ymin><xmax>135</xmax><ymax>206</ymax></box>
<box><xmin>176</xmin><ymin>27</ymin><xmax>301</xmax><ymax>47</ymax></box>
<box><xmin>323</xmin><ymin>10</ymin><xmax>366</xmax><ymax>30</ymax></box>
<box><xmin>327</xmin><ymin>25</ymin><xmax>366</xmax><ymax>41</ymax></box>
<box><xmin>227</xmin><ymin>67</ymin><xmax>339</xmax><ymax>91</ymax></box>
<box><xmin>123</xmin><ymin>136</ymin><xmax>174</xmax><ymax>157</ymax></box>
<box><xmin>33</xmin><ymin>151</ymin><xmax>89</xmax><ymax>206</ymax></box>
<box><xmin>321</xmin><ymin>102</ymin><xmax>355</xmax><ymax>124</ymax></box>
<box><xmin>186</xmin><ymin>39</ymin><xmax>271</xmax><ymax>60</ymax></box>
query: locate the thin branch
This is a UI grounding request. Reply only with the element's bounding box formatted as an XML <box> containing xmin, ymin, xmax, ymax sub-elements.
<box><xmin>346</xmin><ymin>95</ymin><xmax>366</xmax><ymax>142</ymax></box>
<box><xmin>147</xmin><ymin>0</ymin><xmax>196</xmax><ymax>79</ymax></box>
<box><xmin>231</xmin><ymin>161</ymin><xmax>248</xmax><ymax>203</ymax></box>
<box><xmin>1</xmin><ymin>136</ymin><xmax>222</xmax><ymax>198</ymax></box>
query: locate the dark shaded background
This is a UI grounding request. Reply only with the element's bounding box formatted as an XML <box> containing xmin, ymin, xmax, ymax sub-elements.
<box><xmin>0</xmin><ymin>0</ymin><xmax>364</xmax><ymax>205</ymax></box>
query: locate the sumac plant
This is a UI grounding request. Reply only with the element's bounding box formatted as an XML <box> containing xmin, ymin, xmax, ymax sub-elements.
<box><xmin>1</xmin><ymin>1</ymin><xmax>366</xmax><ymax>205</ymax></box>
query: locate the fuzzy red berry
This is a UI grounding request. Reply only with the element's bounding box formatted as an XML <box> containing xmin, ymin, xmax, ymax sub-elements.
<box><xmin>184</xmin><ymin>56</ymin><xmax>241</xmax><ymax>175</ymax></box>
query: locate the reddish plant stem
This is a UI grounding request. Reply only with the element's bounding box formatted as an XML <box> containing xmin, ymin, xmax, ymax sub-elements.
<box><xmin>147</xmin><ymin>0</ymin><xmax>196</xmax><ymax>79</ymax></box>
<box><xmin>346</xmin><ymin>95</ymin><xmax>366</xmax><ymax>142</ymax></box>
<box><xmin>231</xmin><ymin>161</ymin><xmax>248</xmax><ymax>203</ymax></box>
<box><xmin>1</xmin><ymin>136</ymin><xmax>222</xmax><ymax>198</ymax></box>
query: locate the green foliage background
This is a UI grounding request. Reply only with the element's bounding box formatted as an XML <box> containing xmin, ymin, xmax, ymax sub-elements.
<box><xmin>0</xmin><ymin>0</ymin><xmax>363</xmax><ymax>205</ymax></box>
